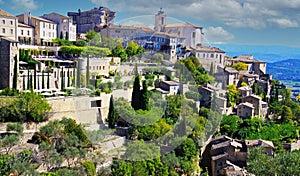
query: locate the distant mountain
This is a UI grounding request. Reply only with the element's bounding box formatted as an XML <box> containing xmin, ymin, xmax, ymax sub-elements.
<box><xmin>213</xmin><ymin>44</ymin><xmax>300</xmax><ymax>63</ymax></box>
<box><xmin>267</xmin><ymin>59</ymin><xmax>300</xmax><ymax>82</ymax></box>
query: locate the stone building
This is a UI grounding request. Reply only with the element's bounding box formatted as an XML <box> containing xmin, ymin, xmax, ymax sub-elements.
<box><xmin>0</xmin><ymin>9</ymin><xmax>18</xmax><ymax>41</ymax></box>
<box><xmin>42</xmin><ymin>13</ymin><xmax>77</xmax><ymax>41</ymax></box>
<box><xmin>78</xmin><ymin>57</ymin><xmax>111</xmax><ymax>78</ymax></box>
<box><xmin>156</xmin><ymin>80</ymin><xmax>180</xmax><ymax>96</ymax></box>
<box><xmin>0</xmin><ymin>37</ymin><xmax>19</xmax><ymax>89</ymax></box>
<box><xmin>237</xmin><ymin>102</ymin><xmax>254</xmax><ymax>118</ymax></box>
<box><xmin>226</xmin><ymin>55</ymin><xmax>267</xmax><ymax>75</ymax></box>
<box><xmin>68</xmin><ymin>7</ymin><xmax>115</xmax><ymax>34</ymax></box>
<box><xmin>154</xmin><ymin>9</ymin><xmax>204</xmax><ymax>48</ymax></box>
<box><xmin>242</xmin><ymin>94</ymin><xmax>268</xmax><ymax>119</ymax></box>
<box><xmin>18</xmin><ymin>23</ymin><xmax>35</xmax><ymax>45</ymax></box>
<box><xmin>17</xmin><ymin>13</ymin><xmax>58</xmax><ymax>46</ymax></box>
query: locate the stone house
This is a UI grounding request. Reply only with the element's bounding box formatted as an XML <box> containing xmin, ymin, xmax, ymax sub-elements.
<box><xmin>0</xmin><ymin>9</ymin><xmax>18</xmax><ymax>41</ymax></box>
<box><xmin>245</xmin><ymin>139</ymin><xmax>274</xmax><ymax>157</ymax></box>
<box><xmin>242</xmin><ymin>94</ymin><xmax>268</xmax><ymax>119</ymax></box>
<box><xmin>18</xmin><ymin>23</ymin><xmax>35</xmax><ymax>45</ymax></box>
<box><xmin>238</xmin><ymin>86</ymin><xmax>252</xmax><ymax>98</ymax></box>
<box><xmin>68</xmin><ymin>7</ymin><xmax>115</xmax><ymax>34</ymax></box>
<box><xmin>237</xmin><ymin>102</ymin><xmax>254</xmax><ymax>118</ymax></box>
<box><xmin>17</xmin><ymin>13</ymin><xmax>58</xmax><ymax>46</ymax></box>
<box><xmin>78</xmin><ymin>57</ymin><xmax>111</xmax><ymax>78</ymax></box>
<box><xmin>198</xmin><ymin>84</ymin><xmax>230</xmax><ymax>114</ymax></box>
<box><xmin>156</xmin><ymin>80</ymin><xmax>180</xmax><ymax>96</ymax></box>
<box><xmin>0</xmin><ymin>37</ymin><xmax>19</xmax><ymax>89</ymax></box>
<box><xmin>283</xmin><ymin>140</ymin><xmax>300</xmax><ymax>151</ymax></box>
<box><xmin>191</xmin><ymin>46</ymin><xmax>226</xmax><ymax>71</ymax></box>
<box><xmin>227</xmin><ymin>55</ymin><xmax>267</xmax><ymax>75</ymax></box>
<box><xmin>42</xmin><ymin>13</ymin><xmax>77</xmax><ymax>41</ymax></box>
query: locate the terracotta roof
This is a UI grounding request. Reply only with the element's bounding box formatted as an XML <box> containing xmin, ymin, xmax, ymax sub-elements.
<box><xmin>229</xmin><ymin>55</ymin><xmax>266</xmax><ymax>63</ymax></box>
<box><xmin>18</xmin><ymin>23</ymin><xmax>33</xmax><ymax>28</ymax></box>
<box><xmin>192</xmin><ymin>46</ymin><xmax>226</xmax><ymax>53</ymax></box>
<box><xmin>245</xmin><ymin>139</ymin><xmax>274</xmax><ymax>148</ymax></box>
<box><xmin>34</xmin><ymin>16</ymin><xmax>57</xmax><ymax>24</ymax></box>
<box><xmin>0</xmin><ymin>9</ymin><xmax>16</xmax><ymax>18</ymax></box>
<box><xmin>165</xmin><ymin>22</ymin><xmax>202</xmax><ymax>29</ymax></box>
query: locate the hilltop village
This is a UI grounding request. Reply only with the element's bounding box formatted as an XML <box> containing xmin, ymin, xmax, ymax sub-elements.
<box><xmin>0</xmin><ymin>6</ymin><xmax>299</xmax><ymax>176</ymax></box>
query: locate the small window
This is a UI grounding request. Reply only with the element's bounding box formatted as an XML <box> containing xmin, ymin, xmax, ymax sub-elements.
<box><xmin>27</xmin><ymin>30</ymin><xmax>30</xmax><ymax>36</ymax></box>
<box><xmin>43</xmin><ymin>31</ymin><xmax>45</xmax><ymax>37</ymax></box>
<box><xmin>2</xmin><ymin>28</ymin><xmax>5</xmax><ymax>33</ymax></box>
<box><xmin>10</xmin><ymin>29</ymin><xmax>13</xmax><ymax>34</ymax></box>
<box><xmin>43</xmin><ymin>22</ymin><xmax>45</xmax><ymax>28</ymax></box>
<box><xmin>10</xmin><ymin>20</ymin><xmax>13</xmax><ymax>25</ymax></box>
<box><xmin>21</xmin><ymin>30</ymin><xmax>24</xmax><ymax>35</ymax></box>
<box><xmin>2</xmin><ymin>19</ymin><xmax>5</xmax><ymax>24</ymax></box>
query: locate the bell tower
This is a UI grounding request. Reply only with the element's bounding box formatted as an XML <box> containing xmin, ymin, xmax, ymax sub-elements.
<box><xmin>154</xmin><ymin>8</ymin><xmax>166</xmax><ymax>32</ymax></box>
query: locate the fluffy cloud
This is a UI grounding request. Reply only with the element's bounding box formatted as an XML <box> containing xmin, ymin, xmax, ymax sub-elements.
<box><xmin>91</xmin><ymin>0</ymin><xmax>300</xmax><ymax>29</ymax></box>
<box><xmin>11</xmin><ymin>0</ymin><xmax>38</xmax><ymax>11</ymax></box>
<box><xmin>203</xmin><ymin>27</ymin><xmax>234</xmax><ymax>44</ymax></box>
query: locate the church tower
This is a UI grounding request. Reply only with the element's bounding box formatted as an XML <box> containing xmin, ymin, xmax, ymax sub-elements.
<box><xmin>154</xmin><ymin>8</ymin><xmax>166</xmax><ymax>32</ymax></box>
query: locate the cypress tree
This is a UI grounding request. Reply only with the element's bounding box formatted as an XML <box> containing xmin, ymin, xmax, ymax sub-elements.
<box><xmin>27</xmin><ymin>68</ymin><xmax>30</xmax><ymax>90</ymax></box>
<box><xmin>107</xmin><ymin>95</ymin><xmax>116</xmax><ymax>128</ymax></box>
<box><xmin>61</xmin><ymin>67</ymin><xmax>64</xmax><ymax>91</ymax></box>
<box><xmin>140</xmin><ymin>80</ymin><xmax>150</xmax><ymax>111</ymax></box>
<box><xmin>34</xmin><ymin>67</ymin><xmax>37</xmax><ymax>89</ymax></box>
<box><xmin>209</xmin><ymin>62</ymin><xmax>215</xmax><ymax>76</ymax></box>
<box><xmin>76</xmin><ymin>59</ymin><xmax>81</xmax><ymax>88</ymax></box>
<box><xmin>67</xmin><ymin>68</ymin><xmax>70</xmax><ymax>87</ymax></box>
<box><xmin>12</xmin><ymin>55</ymin><xmax>18</xmax><ymax>89</ymax></box>
<box><xmin>42</xmin><ymin>70</ymin><xmax>45</xmax><ymax>89</ymax></box>
<box><xmin>86</xmin><ymin>55</ymin><xmax>90</xmax><ymax>86</ymax></box>
<box><xmin>131</xmin><ymin>74</ymin><xmax>141</xmax><ymax>110</ymax></box>
<box><xmin>47</xmin><ymin>71</ymin><xmax>50</xmax><ymax>89</ymax></box>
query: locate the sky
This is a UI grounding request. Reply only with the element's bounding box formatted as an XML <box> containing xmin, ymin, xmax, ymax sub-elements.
<box><xmin>1</xmin><ymin>0</ymin><xmax>300</xmax><ymax>48</ymax></box>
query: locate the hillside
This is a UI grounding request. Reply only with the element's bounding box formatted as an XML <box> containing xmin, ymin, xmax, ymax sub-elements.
<box><xmin>267</xmin><ymin>59</ymin><xmax>300</xmax><ymax>82</ymax></box>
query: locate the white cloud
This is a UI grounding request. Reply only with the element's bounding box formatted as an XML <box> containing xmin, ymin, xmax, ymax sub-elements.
<box><xmin>203</xmin><ymin>27</ymin><xmax>234</xmax><ymax>44</ymax></box>
<box><xmin>268</xmin><ymin>18</ymin><xmax>298</xmax><ymax>28</ymax></box>
<box><xmin>91</xmin><ymin>0</ymin><xmax>300</xmax><ymax>29</ymax></box>
<box><xmin>11</xmin><ymin>0</ymin><xmax>38</xmax><ymax>11</ymax></box>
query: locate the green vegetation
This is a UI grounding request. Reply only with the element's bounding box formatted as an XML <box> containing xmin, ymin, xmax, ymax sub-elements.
<box><xmin>247</xmin><ymin>148</ymin><xmax>300</xmax><ymax>176</ymax></box>
<box><xmin>0</xmin><ymin>92</ymin><xmax>51</xmax><ymax>122</ymax></box>
<box><xmin>107</xmin><ymin>95</ymin><xmax>116</xmax><ymax>128</ymax></box>
<box><xmin>231</xmin><ymin>62</ymin><xmax>248</xmax><ymax>71</ymax></box>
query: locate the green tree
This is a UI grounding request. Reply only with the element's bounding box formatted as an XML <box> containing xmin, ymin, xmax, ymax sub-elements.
<box><xmin>131</xmin><ymin>74</ymin><xmax>141</xmax><ymax>110</ymax></box>
<box><xmin>231</xmin><ymin>62</ymin><xmax>248</xmax><ymax>71</ymax></box>
<box><xmin>281</xmin><ymin>105</ymin><xmax>293</xmax><ymax>123</ymax></box>
<box><xmin>0</xmin><ymin>134</ymin><xmax>19</xmax><ymax>154</ymax></box>
<box><xmin>140</xmin><ymin>80</ymin><xmax>150</xmax><ymax>111</ymax></box>
<box><xmin>85</xmin><ymin>30</ymin><xmax>101</xmax><ymax>46</ymax></box>
<box><xmin>81</xmin><ymin>160</ymin><xmax>96</xmax><ymax>176</ymax></box>
<box><xmin>12</xmin><ymin>55</ymin><xmax>18</xmax><ymax>90</ymax></box>
<box><xmin>107</xmin><ymin>95</ymin><xmax>116</xmax><ymax>128</ymax></box>
<box><xmin>226</xmin><ymin>84</ymin><xmax>239</xmax><ymax>107</ymax></box>
<box><xmin>112</xmin><ymin>44</ymin><xmax>128</xmax><ymax>62</ymax></box>
<box><xmin>125</xmin><ymin>41</ymin><xmax>144</xmax><ymax>60</ymax></box>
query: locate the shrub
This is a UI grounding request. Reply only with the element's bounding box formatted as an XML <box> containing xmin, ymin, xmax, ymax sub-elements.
<box><xmin>81</xmin><ymin>160</ymin><xmax>96</xmax><ymax>176</ymax></box>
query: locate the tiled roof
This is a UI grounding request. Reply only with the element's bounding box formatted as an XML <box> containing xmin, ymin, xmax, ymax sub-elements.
<box><xmin>192</xmin><ymin>45</ymin><xmax>226</xmax><ymax>53</ymax></box>
<box><xmin>165</xmin><ymin>22</ymin><xmax>202</xmax><ymax>29</ymax></box>
<box><xmin>245</xmin><ymin>139</ymin><xmax>274</xmax><ymax>148</ymax></box>
<box><xmin>18</xmin><ymin>23</ymin><xmax>33</xmax><ymax>28</ymax></box>
<box><xmin>43</xmin><ymin>12</ymin><xmax>68</xmax><ymax>19</ymax></box>
<box><xmin>225</xmin><ymin>67</ymin><xmax>238</xmax><ymax>73</ymax></box>
<box><xmin>0</xmin><ymin>9</ymin><xmax>16</xmax><ymax>18</ymax></box>
<box><xmin>211</xmin><ymin>153</ymin><xmax>228</xmax><ymax>161</ymax></box>
<box><xmin>238</xmin><ymin>102</ymin><xmax>254</xmax><ymax>108</ymax></box>
<box><xmin>162</xmin><ymin>80</ymin><xmax>180</xmax><ymax>86</ymax></box>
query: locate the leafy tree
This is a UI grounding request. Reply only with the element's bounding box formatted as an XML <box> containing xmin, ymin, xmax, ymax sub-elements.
<box><xmin>281</xmin><ymin>105</ymin><xmax>293</xmax><ymax>123</ymax></box>
<box><xmin>226</xmin><ymin>84</ymin><xmax>239</xmax><ymax>107</ymax></box>
<box><xmin>231</xmin><ymin>62</ymin><xmax>248</xmax><ymax>71</ymax></box>
<box><xmin>175</xmin><ymin>138</ymin><xmax>197</xmax><ymax>160</ymax></box>
<box><xmin>81</xmin><ymin>160</ymin><xmax>96</xmax><ymax>176</ymax></box>
<box><xmin>107</xmin><ymin>95</ymin><xmax>116</xmax><ymax>128</ymax></box>
<box><xmin>112</xmin><ymin>44</ymin><xmax>128</xmax><ymax>62</ymax></box>
<box><xmin>185</xmin><ymin>91</ymin><xmax>201</xmax><ymax>101</ymax></box>
<box><xmin>85</xmin><ymin>30</ymin><xmax>101</xmax><ymax>46</ymax></box>
<box><xmin>0</xmin><ymin>155</ymin><xmax>14</xmax><ymax>176</ymax></box>
<box><xmin>125</xmin><ymin>41</ymin><xmax>144</xmax><ymax>60</ymax></box>
<box><xmin>219</xmin><ymin>115</ymin><xmax>241</xmax><ymax>138</ymax></box>
<box><xmin>82</xmin><ymin>46</ymin><xmax>111</xmax><ymax>57</ymax></box>
<box><xmin>75</xmin><ymin>39</ymin><xmax>88</xmax><ymax>46</ymax></box>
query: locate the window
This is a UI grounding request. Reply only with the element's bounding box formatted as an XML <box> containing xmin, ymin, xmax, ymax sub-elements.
<box><xmin>21</xmin><ymin>30</ymin><xmax>24</xmax><ymax>35</ymax></box>
<box><xmin>192</xmin><ymin>32</ymin><xmax>196</xmax><ymax>38</ymax></box>
<box><xmin>49</xmin><ymin>32</ymin><xmax>51</xmax><ymax>37</ymax></box>
<box><xmin>2</xmin><ymin>28</ymin><xmax>5</xmax><ymax>33</ymax></box>
<box><xmin>2</xmin><ymin>19</ymin><xmax>5</xmax><ymax>24</ymax></box>
<box><xmin>43</xmin><ymin>31</ymin><xmax>45</xmax><ymax>37</ymax></box>
<box><xmin>43</xmin><ymin>22</ymin><xmax>45</xmax><ymax>28</ymax></box>
<box><xmin>49</xmin><ymin>24</ymin><xmax>51</xmax><ymax>29</ymax></box>
<box><xmin>10</xmin><ymin>20</ymin><xmax>13</xmax><ymax>25</ymax></box>
<box><xmin>27</xmin><ymin>30</ymin><xmax>30</xmax><ymax>36</ymax></box>
<box><xmin>10</xmin><ymin>29</ymin><xmax>13</xmax><ymax>34</ymax></box>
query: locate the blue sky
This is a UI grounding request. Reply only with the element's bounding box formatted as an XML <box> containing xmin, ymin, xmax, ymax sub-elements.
<box><xmin>1</xmin><ymin>0</ymin><xmax>300</xmax><ymax>48</ymax></box>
